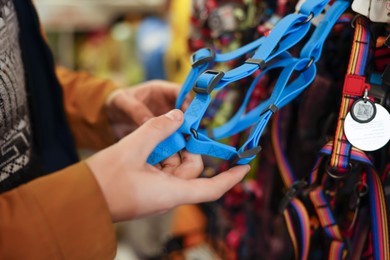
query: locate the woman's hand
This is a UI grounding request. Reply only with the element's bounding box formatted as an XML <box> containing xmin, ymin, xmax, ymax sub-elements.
<box><xmin>86</xmin><ymin>109</ymin><xmax>250</xmax><ymax>222</ymax></box>
<box><xmin>105</xmin><ymin>80</ymin><xmax>190</xmax><ymax>138</ymax></box>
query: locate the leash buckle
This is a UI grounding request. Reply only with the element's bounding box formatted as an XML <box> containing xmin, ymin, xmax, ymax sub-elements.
<box><xmin>191</xmin><ymin>47</ymin><xmax>215</xmax><ymax>67</ymax></box>
<box><xmin>193</xmin><ymin>70</ymin><xmax>224</xmax><ymax>95</ymax></box>
<box><xmin>231</xmin><ymin>146</ymin><xmax>262</xmax><ymax>165</ymax></box>
<box><xmin>326</xmin><ymin>160</ymin><xmax>352</xmax><ymax>179</ymax></box>
<box><xmin>278</xmin><ymin>180</ymin><xmax>307</xmax><ymax>213</ymax></box>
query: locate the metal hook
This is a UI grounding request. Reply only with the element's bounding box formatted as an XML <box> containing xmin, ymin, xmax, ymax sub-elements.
<box><xmin>363</xmin><ymin>88</ymin><xmax>369</xmax><ymax>102</ymax></box>
<box><xmin>190</xmin><ymin>128</ymin><xmax>198</xmax><ymax>139</ymax></box>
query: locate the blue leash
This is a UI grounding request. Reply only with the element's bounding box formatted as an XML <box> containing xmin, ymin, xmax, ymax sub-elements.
<box><xmin>147</xmin><ymin>0</ymin><xmax>349</xmax><ymax>165</ymax></box>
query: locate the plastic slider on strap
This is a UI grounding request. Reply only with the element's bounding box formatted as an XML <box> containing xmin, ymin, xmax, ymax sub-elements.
<box><xmin>193</xmin><ymin>70</ymin><xmax>225</xmax><ymax>94</ymax></box>
<box><xmin>191</xmin><ymin>47</ymin><xmax>215</xmax><ymax>68</ymax></box>
<box><xmin>278</xmin><ymin>181</ymin><xmax>307</xmax><ymax>213</ymax></box>
<box><xmin>260</xmin><ymin>104</ymin><xmax>278</xmax><ymax>116</ymax></box>
<box><xmin>245</xmin><ymin>58</ymin><xmax>266</xmax><ymax>69</ymax></box>
<box><xmin>231</xmin><ymin>146</ymin><xmax>262</xmax><ymax>165</ymax></box>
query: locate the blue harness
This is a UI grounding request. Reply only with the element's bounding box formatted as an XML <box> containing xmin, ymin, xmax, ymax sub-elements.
<box><xmin>148</xmin><ymin>0</ymin><xmax>350</xmax><ymax>165</ymax></box>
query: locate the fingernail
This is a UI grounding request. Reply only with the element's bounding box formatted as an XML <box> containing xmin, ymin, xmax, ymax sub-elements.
<box><xmin>243</xmin><ymin>165</ymin><xmax>251</xmax><ymax>173</ymax></box>
<box><xmin>165</xmin><ymin>109</ymin><xmax>183</xmax><ymax>121</ymax></box>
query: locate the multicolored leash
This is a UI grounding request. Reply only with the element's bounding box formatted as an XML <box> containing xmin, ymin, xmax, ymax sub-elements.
<box><xmin>308</xmin><ymin>171</ymin><xmax>347</xmax><ymax>259</ymax></box>
<box><xmin>272</xmin><ymin>110</ymin><xmax>310</xmax><ymax>260</ymax></box>
<box><xmin>329</xmin><ymin>15</ymin><xmax>371</xmax><ymax>175</ymax></box>
<box><xmin>319</xmin><ymin>143</ymin><xmax>390</xmax><ymax>260</ymax></box>
<box><xmin>318</xmin><ymin>15</ymin><xmax>390</xmax><ymax>259</ymax></box>
<box><xmin>270</xmin><ymin>4</ymin><xmax>352</xmax><ymax>258</ymax></box>
<box><xmin>274</xmin><ymin>94</ymin><xmax>389</xmax><ymax>259</ymax></box>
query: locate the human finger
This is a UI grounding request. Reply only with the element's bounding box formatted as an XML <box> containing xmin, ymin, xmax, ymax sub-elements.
<box><xmin>143</xmin><ymin>80</ymin><xmax>180</xmax><ymax>109</ymax></box>
<box><xmin>176</xmin><ymin>165</ymin><xmax>251</xmax><ymax>204</ymax></box>
<box><xmin>151</xmin><ymin>80</ymin><xmax>181</xmax><ymax>99</ymax></box>
<box><xmin>160</xmin><ymin>153</ymin><xmax>182</xmax><ymax>174</ymax></box>
<box><xmin>172</xmin><ymin>150</ymin><xmax>203</xmax><ymax>179</ymax></box>
<box><xmin>121</xmin><ymin>109</ymin><xmax>184</xmax><ymax>160</ymax></box>
<box><xmin>126</xmin><ymin>99</ymin><xmax>155</xmax><ymax>126</ymax></box>
<box><xmin>180</xmin><ymin>95</ymin><xmax>193</xmax><ymax>111</ymax></box>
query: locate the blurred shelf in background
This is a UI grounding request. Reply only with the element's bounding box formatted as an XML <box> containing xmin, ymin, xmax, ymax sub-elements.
<box><xmin>35</xmin><ymin>0</ymin><xmax>168</xmax><ymax>79</ymax></box>
<box><xmin>35</xmin><ymin>0</ymin><xmax>166</xmax><ymax>31</ymax></box>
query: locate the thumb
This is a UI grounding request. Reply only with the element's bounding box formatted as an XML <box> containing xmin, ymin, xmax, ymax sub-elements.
<box><xmin>121</xmin><ymin>109</ymin><xmax>184</xmax><ymax>160</ymax></box>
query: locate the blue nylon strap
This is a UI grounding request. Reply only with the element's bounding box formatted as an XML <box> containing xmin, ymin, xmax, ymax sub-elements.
<box><xmin>210</xmin><ymin>62</ymin><xmax>282</xmax><ymax>139</ymax></box>
<box><xmin>300</xmin><ymin>0</ymin><xmax>350</xmax><ymax>61</ymax></box>
<box><xmin>186</xmin><ymin>114</ymin><xmax>271</xmax><ymax>163</ymax></box>
<box><xmin>186</xmin><ymin>133</ymin><xmax>238</xmax><ymax>161</ymax></box>
<box><xmin>212</xmin><ymin>58</ymin><xmax>296</xmax><ymax>138</ymax></box>
<box><xmin>147</xmin><ymin>131</ymin><xmax>186</xmax><ymax>165</ymax></box>
<box><xmin>176</xmin><ymin>36</ymin><xmax>268</xmax><ymax>109</ymax></box>
<box><xmin>215</xmin><ymin>36</ymin><xmax>265</xmax><ymax>62</ymax></box>
<box><xmin>212</xmin><ymin>57</ymin><xmax>315</xmax><ymax>140</ymax></box>
<box><xmin>220</xmin><ymin>14</ymin><xmax>311</xmax><ymax>82</ymax></box>
<box><xmin>147</xmin><ymin>0</ymin><xmax>346</xmax><ymax>165</ymax></box>
<box><xmin>236</xmin><ymin>59</ymin><xmax>315</xmax><ymax>164</ymax></box>
<box><xmin>187</xmin><ymin>58</ymin><xmax>316</xmax><ymax>164</ymax></box>
<box><xmin>179</xmin><ymin>94</ymin><xmax>211</xmax><ymax>134</ymax></box>
<box><xmin>176</xmin><ymin>64</ymin><xmax>207</xmax><ymax>109</ymax></box>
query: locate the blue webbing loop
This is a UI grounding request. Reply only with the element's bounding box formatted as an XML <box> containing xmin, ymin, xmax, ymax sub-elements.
<box><xmin>300</xmin><ymin>0</ymin><xmax>350</xmax><ymax>61</ymax></box>
<box><xmin>147</xmin><ymin>0</ymin><xmax>348</xmax><ymax>165</ymax></box>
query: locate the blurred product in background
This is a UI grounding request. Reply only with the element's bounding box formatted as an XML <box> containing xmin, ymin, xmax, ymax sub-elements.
<box><xmin>136</xmin><ymin>16</ymin><xmax>170</xmax><ymax>81</ymax></box>
<box><xmin>76</xmin><ymin>17</ymin><xmax>145</xmax><ymax>85</ymax></box>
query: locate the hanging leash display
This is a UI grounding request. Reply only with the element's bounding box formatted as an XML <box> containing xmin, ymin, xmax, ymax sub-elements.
<box><xmin>317</xmin><ymin>144</ymin><xmax>389</xmax><ymax>260</ymax></box>
<box><xmin>273</xmin><ymin>14</ymin><xmax>390</xmax><ymax>260</ymax></box>
<box><xmin>148</xmin><ymin>0</ymin><xmax>348</xmax><ymax>166</ymax></box>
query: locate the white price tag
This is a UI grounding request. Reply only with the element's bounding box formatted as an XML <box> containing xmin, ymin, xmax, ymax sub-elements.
<box><xmin>352</xmin><ymin>0</ymin><xmax>370</xmax><ymax>17</ymax></box>
<box><xmin>344</xmin><ymin>104</ymin><xmax>390</xmax><ymax>151</ymax></box>
<box><xmin>369</xmin><ymin>0</ymin><xmax>390</xmax><ymax>23</ymax></box>
<box><xmin>352</xmin><ymin>0</ymin><xmax>390</xmax><ymax>23</ymax></box>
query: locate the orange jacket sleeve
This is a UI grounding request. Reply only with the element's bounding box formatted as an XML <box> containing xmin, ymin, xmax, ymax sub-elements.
<box><xmin>56</xmin><ymin>66</ymin><xmax>119</xmax><ymax>150</ymax></box>
<box><xmin>0</xmin><ymin>161</ymin><xmax>117</xmax><ymax>259</ymax></box>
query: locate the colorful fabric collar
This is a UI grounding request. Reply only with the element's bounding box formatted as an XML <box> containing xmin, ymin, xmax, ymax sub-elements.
<box><xmin>329</xmin><ymin>15</ymin><xmax>372</xmax><ymax>175</ymax></box>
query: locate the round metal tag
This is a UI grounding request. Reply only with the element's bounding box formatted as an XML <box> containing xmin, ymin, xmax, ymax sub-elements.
<box><xmin>344</xmin><ymin>104</ymin><xmax>390</xmax><ymax>151</ymax></box>
<box><xmin>350</xmin><ymin>98</ymin><xmax>376</xmax><ymax>123</ymax></box>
